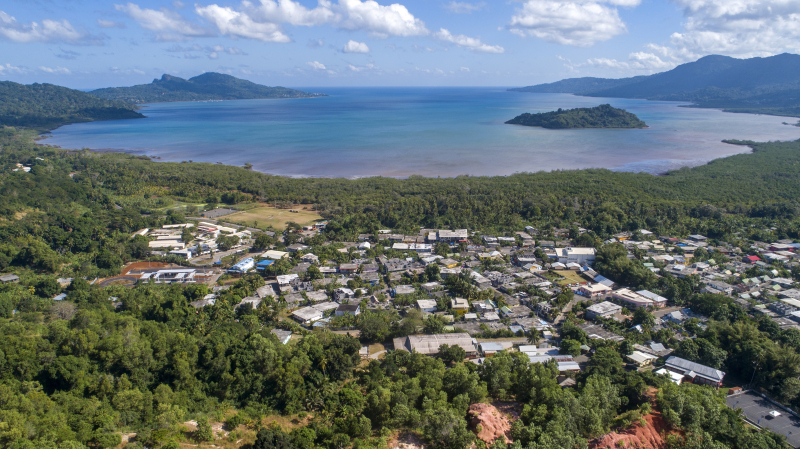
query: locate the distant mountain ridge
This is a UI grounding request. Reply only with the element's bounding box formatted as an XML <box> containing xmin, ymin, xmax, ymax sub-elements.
<box><xmin>90</xmin><ymin>72</ymin><xmax>326</xmax><ymax>104</ymax></box>
<box><xmin>0</xmin><ymin>81</ymin><xmax>144</xmax><ymax>131</ymax></box>
<box><xmin>510</xmin><ymin>53</ymin><xmax>800</xmax><ymax>117</ymax></box>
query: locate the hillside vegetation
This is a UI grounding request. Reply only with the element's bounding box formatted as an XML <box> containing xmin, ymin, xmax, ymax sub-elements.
<box><xmin>505</xmin><ymin>104</ymin><xmax>646</xmax><ymax>129</ymax></box>
<box><xmin>0</xmin><ymin>81</ymin><xmax>143</xmax><ymax>130</ymax></box>
<box><xmin>511</xmin><ymin>53</ymin><xmax>800</xmax><ymax>117</ymax></box>
<box><xmin>90</xmin><ymin>72</ymin><xmax>326</xmax><ymax>104</ymax></box>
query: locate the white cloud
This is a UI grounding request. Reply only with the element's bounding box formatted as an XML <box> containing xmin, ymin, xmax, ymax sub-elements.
<box><xmin>193</xmin><ymin>0</ymin><xmax>427</xmax><ymax>42</ymax></box>
<box><xmin>337</xmin><ymin>0</ymin><xmax>428</xmax><ymax>37</ymax></box>
<box><xmin>342</xmin><ymin>39</ymin><xmax>370</xmax><ymax>53</ymax></box>
<box><xmin>39</xmin><ymin>66</ymin><xmax>71</xmax><ymax>74</ymax></box>
<box><xmin>116</xmin><ymin>3</ymin><xmax>215</xmax><ymax>41</ymax></box>
<box><xmin>308</xmin><ymin>38</ymin><xmax>324</xmax><ymax>47</ymax></box>
<box><xmin>434</xmin><ymin>28</ymin><xmax>504</xmax><ymax>53</ymax></box>
<box><xmin>195</xmin><ymin>4</ymin><xmax>291</xmax><ymax>42</ymax></box>
<box><xmin>508</xmin><ymin>0</ymin><xmax>634</xmax><ymax>47</ymax></box>
<box><xmin>444</xmin><ymin>1</ymin><xmax>485</xmax><ymax>14</ymax></box>
<box><xmin>97</xmin><ymin>19</ymin><xmax>126</xmax><ymax>29</ymax></box>
<box><xmin>307</xmin><ymin>60</ymin><xmax>327</xmax><ymax>70</ymax></box>
<box><xmin>646</xmin><ymin>0</ymin><xmax>800</xmax><ymax>62</ymax></box>
<box><xmin>348</xmin><ymin>63</ymin><xmax>375</xmax><ymax>71</ymax></box>
<box><xmin>0</xmin><ymin>63</ymin><xmax>24</xmax><ymax>74</ymax></box>
<box><xmin>460</xmin><ymin>66</ymin><xmax>470</xmax><ymax>71</ymax></box>
<box><xmin>560</xmin><ymin>51</ymin><xmax>673</xmax><ymax>73</ymax></box>
<box><xmin>0</xmin><ymin>11</ymin><xmax>103</xmax><ymax>45</ymax></box>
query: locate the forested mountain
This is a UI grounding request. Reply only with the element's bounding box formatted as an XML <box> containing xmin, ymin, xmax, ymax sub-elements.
<box><xmin>90</xmin><ymin>73</ymin><xmax>326</xmax><ymax>104</ymax></box>
<box><xmin>0</xmin><ymin>81</ymin><xmax>143</xmax><ymax>130</ymax></box>
<box><xmin>511</xmin><ymin>53</ymin><xmax>800</xmax><ymax>117</ymax></box>
<box><xmin>506</xmin><ymin>104</ymin><xmax>646</xmax><ymax>129</ymax></box>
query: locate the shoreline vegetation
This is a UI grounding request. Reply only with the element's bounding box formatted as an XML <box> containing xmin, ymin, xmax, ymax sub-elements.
<box><xmin>505</xmin><ymin>104</ymin><xmax>647</xmax><ymax>129</ymax></box>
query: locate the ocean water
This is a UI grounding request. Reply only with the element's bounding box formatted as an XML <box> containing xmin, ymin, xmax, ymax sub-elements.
<box><xmin>45</xmin><ymin>87</ymin><xmax>800</xmax><ymax>177</ymax></box>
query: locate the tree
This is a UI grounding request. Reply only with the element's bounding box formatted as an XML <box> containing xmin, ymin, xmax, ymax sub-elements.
<box><xmin>254</xmin><ymin>233</ymin><xmax>274</xmax><ymax>250</ymax></box>
<box><xmin>438</xmin><ymin>344</ymin><xmax>466</xmax><ymax>365</ymax></box>
<box><xmin>560</xmin><ymin>339</ymin><xmax>581</xmax><ymax>357</ymax></box>
<box><xmin>422</xmin><ymin>407</ymin><xmax>474</xmax><ymax>449</ymax></box>
<box><xmin>587</xmin><ymin>347</ymin><xmax>624</xmax><ymax>377</ymax></box>
<box><xmin>35</xmin><ymin>277</ymin><xmax>61</xmax><ymax>298</ymax></box>
<box><xmin>527</xmin><ymin>328</ymin><xmax>542</xmax><ymax>346</ymax></box>
<box><xmin>632</xmin><ymin>307</ymin><xmax>655</xmax><ymax>328</ymax></box>
<box><xmin>424</xmin><ymin>315</ymin><xmax>444</xmax><ymax>334</ymax></box>
<box><xmin>358</xmin><ymin>313</ymin><xmax>390</xmax><ymax>343</ymax></box>
<box><xmin>195</xmin><ymin>419</ymin><xmax>213</xmax><ymax>442</ymax></box>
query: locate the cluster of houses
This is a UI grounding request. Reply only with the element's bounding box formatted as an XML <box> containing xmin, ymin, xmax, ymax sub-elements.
<box><xmin>132</xmin><ymin>222</ymin><xmax>251</xmax><ymax>259</ymax></box>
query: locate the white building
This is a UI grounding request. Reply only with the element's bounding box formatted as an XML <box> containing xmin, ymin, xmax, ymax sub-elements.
<box><xmin>558</xmin><ymin>247</ymin><xmax>596</xmax><ymax>265</ymax></box>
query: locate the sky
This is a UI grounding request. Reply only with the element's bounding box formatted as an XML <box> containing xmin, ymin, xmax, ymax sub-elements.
<box><xmin>1</xmin><ymin>0</ymin><xmax>799</xmax><ymax>89</ymax></box>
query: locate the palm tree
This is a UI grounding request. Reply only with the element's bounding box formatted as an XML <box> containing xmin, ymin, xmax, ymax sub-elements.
<box><xmin>527</xmin><ymin>328</ymin><xmax>542</xmax><ymax>346</ymax></box>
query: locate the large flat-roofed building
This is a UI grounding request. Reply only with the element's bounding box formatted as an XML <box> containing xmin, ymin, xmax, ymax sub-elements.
<box><xmin>438</xmin><ymin>229</ymin><xmax>468</xmax><ymax>242</ymax></box>
<box><xmin>664</xmin><ymin>356</ymin><xmax>725</xmax><ymax>387</ymax></box>
<box><xmin>291</xmin><ymin>306</ymin><xmax>323</xmax><ymax>325</ymax></box>
<box><xmin>393</xmin><ymin>333</ymin><xmax>477</xmax><ymax>356</ymax></box>
<box><xmin>228</xmin><ymin>257</ymin><xmax>255</xmax><ymax>274</ymax></box>
<box><xmin>612</xmin><ymin>288</ymin><xmax>663</xmax><ymax>309</ymax></box>
<box><xmin>586</xmin><ymin>301</ymin><xmax>622</xmax><ymax>320</ymax></box>
<box><xmin>558</xmin><ymin>247</ymin><xmax>596</xmax><ymax>265</ymax></box>
<box><xmin>140</xmin><ymin>268</ymin><xmax>198</xmax><ymax>284</ymax></box>
<box><xmin>579</xmin><ymin>283</ymin><xmax>612</xmax><ymax>298</ymax></box>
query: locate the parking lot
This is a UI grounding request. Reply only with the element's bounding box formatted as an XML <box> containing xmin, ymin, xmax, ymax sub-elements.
<box><xmin>727</xmin><ymin>391</ymin><xmax>800</xmax><ymax>447</ymax></box>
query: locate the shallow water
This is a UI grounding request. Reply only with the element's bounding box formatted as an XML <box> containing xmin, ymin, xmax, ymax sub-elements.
<box><xmin>46</xmin><ymin>87</ymin><xmax>800</xmax><ymax>177</ymax></box>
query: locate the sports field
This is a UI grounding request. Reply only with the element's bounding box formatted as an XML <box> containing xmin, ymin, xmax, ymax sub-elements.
<box><xmin>225</xmin><ymin>204</ymin><xmax>322</xmax><ymax>230</ymax></box>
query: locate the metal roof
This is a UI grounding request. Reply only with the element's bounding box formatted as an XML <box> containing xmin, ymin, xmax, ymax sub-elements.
<box><xmin>665</xmin><ymin>356</ymin><xmax>725</xmax><ymax>383</ymax></box>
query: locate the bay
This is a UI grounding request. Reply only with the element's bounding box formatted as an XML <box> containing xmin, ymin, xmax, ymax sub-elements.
<box><xmin>45</xmin><ymin>87</ymin><xmax>800</xmax><ymax>178</ymax></box>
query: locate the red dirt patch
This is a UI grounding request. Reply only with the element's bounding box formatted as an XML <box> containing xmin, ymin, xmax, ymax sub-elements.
<box><xmin>121</xmin><ymin>261</ymin><xmax>170</xmax><ymax>275</ymax></box>
<box><xmin>469</xmin><ymin>403</ymin><xmax>514</xmax><ymax>445</ymax></box>
<box><xmin>589</xmin><ymin>412</ymin><xmax>677</xmax><ymax>449</ymax></box>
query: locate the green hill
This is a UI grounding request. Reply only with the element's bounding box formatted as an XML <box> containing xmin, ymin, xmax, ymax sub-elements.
<box><xmin>506</xmin><ymin>104</ymin><xmax>647</xmax><ymax>129</ymax></box>
<box><xmin>90</xmin><ymin>72</ymin><xmax>326</xmax><ymax>104</ymax></box>
<box><xmin>510</xmin><ymin>53</ymin><xmax>800</xmax><ymax>117</ymax></box>
<box><xmin>0</xmin><ymin>81</ymin><xmax>144</xmax><ymax>131</ymax></box>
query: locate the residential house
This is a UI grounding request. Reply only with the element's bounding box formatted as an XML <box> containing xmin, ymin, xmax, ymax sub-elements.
<box><xmin>417</xmin><ymin>300</ymin><xmax>438</xmax><ymax>313</ymax></box>
<box><xmin>450</xmin><ymin>298</ymin><xmax>470</xmax><ymax>314</ymax></box>
<box><xmin>612</xmin><ymin>288</ymin><xmax>664</xmax><ymax>309</ymax></box>
<box><xmin>664</xmin><ymin>356</ymin><xmax>725</xmax><ymax>387</ymax></box>
<box><xmin>579</xmin><ymin>283</ymin><xmax>612</xmax><ymax>298</ymax></box>
<box><xmin>0</xmin><ymin>274</ymin><xmax>19</xmax><ymax>284</ymax></box>
<box><xmin>586</xmin><ymin>301</ymin><xmax>622</xmax><ymax>320</ymax></box>
<box><xmin>292</xmin><ymin>306</ymin><xmax>324</xmax><ymax>325</ymax></box>
<box><xmin>335</xmin><ymin>304</ymin><xmax>361</xmax><ymax>317</ymax></box>
<box><xmin>393</xmin><ymin>333</ymin><xmax>477</xmax><ymax>356</ymax></box>
<box><xmin>271</xmin><ymin>329</ymin><xmax>292</xmax><ymax>345</ymax></box>
<box><xmin>333</xmin><ymin>288</ymin><xmax>355</xmax><ymax>303</ymax></box>
<box><xmin>393</xmin><ymin>285</ymin><xmax>416</xmax><ymax>296</ymax></box>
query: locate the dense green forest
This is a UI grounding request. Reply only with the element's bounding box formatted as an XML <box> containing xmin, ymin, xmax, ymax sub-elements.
<box><xmin>505</xmin><ymin>105</ymin><xmax>646</xmax><ymax>129</ymax></box>
<box><xmin>511</xmin><ymin>53</ymin><xmax>800</xmax><ymax>117</ymax></box>
<box><xmin>90</xmin><ymin>73</ymin><xmax>325</xmax><ymax>104</ymax></box>
<box><xmin>0</xmin><ymin>82</ymin><xmax>144</xmax><ymax>131</ymax></box>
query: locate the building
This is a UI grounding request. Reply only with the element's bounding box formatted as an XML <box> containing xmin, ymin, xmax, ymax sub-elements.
<box><xmin>229</xmin><ymin>258</ymin><xmax>255</xmax><ymax>274</ymax></box>
<box><xmin>627</xmin><ymin>351</ymin><xmax>658</xmax><ymax>367</ymax></box>
<box><xmin>270</xmin><ymin>329</ymin><xmax>292</xmax><ymax>345</ymax></box>
<box><xmin>306</xmin><ymin>290</ymin><xmax>329</xmax><ymax>303</ymax></box>
<box><xmin>417</xmin><ymin>300</ymin><xmax>438</xmax><ymax>313</ymax></box>
<box><xmin>579</xmin><ymin>283</ymin><xmax>612</xmax><ymax>298</ymax></box>
<box><xmin>0</xmin><ymin>274</ymin><xmax>19</xmax><ymax>284</ymax></box>
<box><xmin>450</xmin><ymin>298</ymin><xmax>470</xmax><ymax>313</ymax></box>
<box><xmin>335</xmin><ymin>304</ymin><xmax>361</xmax><ymax>317</ymax></box>
<box><xmin>392</xmin><ymin>333</ymin><xmax>477</xmax><ymax>356</ymax></box>
<box><xmin>140</xmin><ymin>268</ymin><xmax>201</xmax><ymax>284</ymax></box>
<box><xmin>578</xmin><ymin>323</ymin><xmax>624</xmax><ymax>341</ymax></box>
<box><xmin>479</xmin><ymin>342</ymin><xmax>506</xmax><ymax>357</ymax></box>
<box><xmin>612</xmin><ymin>288</ymin><xmax>664</xmax><ymax>309</ymax></box>
<box><xmin>393</xmin><ymin>285</ymin><xmax>416</xmax><ymax>296</ymax></box>
<box><xmin>291</xmin><ymin>306</ymin><xmax>323</xmax><ymax>325</ymax></box>
<box><xmin>262</xmin><ymin>250</ymin><xmax>289</xmax><ymax>260</ymax></box>
<box><xmin>438</xmin><ymin>229</ymin><xmax>468</xmax><ymax>242</ymax></box>
<box><xmin>664</xmin><ymin>356</ymin><xmax>725</xmax><ymax>387</ymax></box>
<box><xmin>586</xmin><ymin>301</ymin><xmax>622</xmax><ymax>320</ymax></box>
<box><xmin>636</xmin><ymin>290</ymin><xmax>668</xmax><ymax>307</ymax></box>
<box><xmin>558</xmin><ymin>247</ymin><xmax>596</xmax><ymax>265</ymax></box>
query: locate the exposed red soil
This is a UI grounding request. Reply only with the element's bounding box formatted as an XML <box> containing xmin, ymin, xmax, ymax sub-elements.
<box><xmin>589</xmin><ymin>412</ymin><xmax>677</xmax><ymax>449</ymax></box>
<box><xmin>121</xmin><ymin>262</ymin><xmax>170</xmax><ymax>275</ymax></box>
<box><xmin>468</xmin><ymin>403</ymin><xmax>514</xmax><ymax>445</ymax></box>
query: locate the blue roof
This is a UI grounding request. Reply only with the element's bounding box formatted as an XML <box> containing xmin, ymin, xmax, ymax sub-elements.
<box><xmin>257</xmin><ymin>259</ymin><xmax>275</xmax><ymax>266</ymax></box>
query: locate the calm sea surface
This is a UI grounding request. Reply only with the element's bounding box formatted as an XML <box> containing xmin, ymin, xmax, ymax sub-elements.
<box><xmin>46</xmin><ymin>87</ymin><xmax>800</xmax><ymax>177</ymax></box>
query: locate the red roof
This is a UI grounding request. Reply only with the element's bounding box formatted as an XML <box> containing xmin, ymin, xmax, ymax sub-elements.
<box><xmin>744</xmin><ymin>255</ymin><xmax>761</xmax><ymax>262</ymax></box>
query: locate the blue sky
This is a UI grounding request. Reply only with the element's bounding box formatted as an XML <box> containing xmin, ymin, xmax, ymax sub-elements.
<box><xmin>1</xmin><ymin>0</ymin><xmax>799</xmax><ymax>89</ymax></box>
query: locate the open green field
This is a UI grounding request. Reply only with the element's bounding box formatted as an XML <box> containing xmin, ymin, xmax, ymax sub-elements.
<box><xmin>225</xmin><ymin>204</ymin><xmax>322</xmax><ymax>230</ymax></box>
<box><xmin>552</xmin><ymin>270</ymin><xmax>587</xmax><ymax>286</ymax></box>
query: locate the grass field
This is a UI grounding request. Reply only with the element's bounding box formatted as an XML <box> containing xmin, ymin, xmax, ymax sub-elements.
<box><xmin>225</xmin><ymin>204</ymin><xmax>322</xmax><ymax>230</ymax></box>
<box><xmin>552</xmin><ymin>270</ymin><xmax>587</xmax><ymax>286</ymax></box>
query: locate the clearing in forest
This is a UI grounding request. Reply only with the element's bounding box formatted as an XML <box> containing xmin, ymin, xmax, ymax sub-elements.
<box><xmin>225</xmin><ymin>204</ymin><xmax>322</xmax><ymax>230</ymax></box>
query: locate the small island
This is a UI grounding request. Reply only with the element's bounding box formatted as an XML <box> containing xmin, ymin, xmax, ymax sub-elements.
<box><xmin>506</xmin><ymin>104</ymin><xmax>647</xmax><ymax>129</ymax></box>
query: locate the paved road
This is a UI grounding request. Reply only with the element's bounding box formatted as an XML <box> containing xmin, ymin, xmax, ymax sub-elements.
<box><xmin>727</xmin><ymin>391</ymin><xmax>800</xmax><ymax>447</ymax></box>
<box><xmin>554</xmin><ymin>297</ymin><xmax>582</xmax><ymax>326</ymax></box>
<box><xmin>370</xmin><ymin>350</ymin><xmax>387</xmax><ymax>360</ymax></box>
<box><xmin>654</xmin><ymin>306</ymin><xmax>683</xmax><ymax>318</ymax></box>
